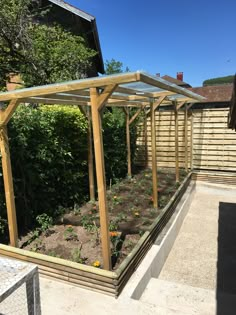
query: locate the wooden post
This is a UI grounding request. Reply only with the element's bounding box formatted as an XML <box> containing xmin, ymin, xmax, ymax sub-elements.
<box><xmin>151</xmin><ymin>101</ymin><xmax>158</xmax><ymax>209</ymax></box>
<box><xmin>175</xmin><ymin>104</ymin><xmax>179</xmax><ymax>183</ymax></box>
<box><xmin>190</xmin><ymin>111</ymin><xmax>193</xmax><ymax>170</ymax></box>
<box><xmin>0</xmin><ymin>126</ymin><xmax>18</xmax><ymax>247</ymax></box>
<box><xmin>90</xmin><ymin>85</ymin><xmax>116</xmax><ymax>271</ymax></box>
<box><xmin>144</xmin><ymin>110</ymin><xmax>148</xmax><ymax>168</ymax></box>
<box><xmin>125</xmin><ymin>108</ymin><xmax>132</xmax><ymax>178</ymax></box>
<box><xmin>150</xmin><ymin>96</ymin><xmax>165</xmax><ymax>209</ymax></box>
<box><xmin>184</xmin><ymin>105</ymin><xmax>188</xmax><ymax>172</ymax></box>
<box><xmin>124</xmin><ymin>107</ymin><xmax>143</xmax><ymax>178</ymax></box>
<box><xmin>87</xmin><ymin>108</ymin><xmax>95</xmax><ymax>201</ymax></box>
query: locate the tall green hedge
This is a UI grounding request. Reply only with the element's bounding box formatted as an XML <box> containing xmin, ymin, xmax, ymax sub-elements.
<box><xmin>0</xmin><ymin>105</ymin><xmax>137</xmax><ymax>240</ymax></box>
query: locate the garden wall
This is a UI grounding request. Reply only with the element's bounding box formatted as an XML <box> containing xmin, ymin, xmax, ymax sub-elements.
<box><xmin>136</xmin><ymin>107</ymin><xmax>236</xmax><ymax>172</ymax></box>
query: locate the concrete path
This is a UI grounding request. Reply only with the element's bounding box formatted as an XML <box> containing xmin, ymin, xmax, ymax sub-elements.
<box><xmin>140</xmin><ymin>182</ymin><xmax>236</xmax><ymax>314</ymax></box>
<box><xmin>38</xmin><ymin>182</ymin><xmax>236</xmax><ymax>314</ymax></box>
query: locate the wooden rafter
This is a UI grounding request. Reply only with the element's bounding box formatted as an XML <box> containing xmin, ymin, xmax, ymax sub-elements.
<box><xmin>0</xmin><ymin>99</ymin><xmax>20</xmax><ymax>126</ymax></box>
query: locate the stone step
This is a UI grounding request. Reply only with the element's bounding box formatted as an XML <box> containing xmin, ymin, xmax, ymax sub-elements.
<box><xmin>140</xmin><ymin>278</ymin><xmax>236</xmax><ymax>315</ymax></box>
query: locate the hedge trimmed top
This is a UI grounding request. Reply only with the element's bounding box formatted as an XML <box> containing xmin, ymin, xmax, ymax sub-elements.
<box><xmin>0</xmin><ymin>71</ymin><xmax>205</xmax><ymax>107</ymax></box>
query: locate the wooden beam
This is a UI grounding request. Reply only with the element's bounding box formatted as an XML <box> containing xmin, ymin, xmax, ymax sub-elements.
<box><xmin>116</xmin><ymin>86</ymin><xmax>153</xmax><ymax>98</ymax></box>
<box><xmin>129</xmin><ymin>107</ymin><xmax>143</xmax><ymax>125</ymax></box>
<box><xmin>90</xmin><ymin>87</ymin><xmax>111</xmax><ymax>271</ymax></box>
<box><xmin>151</xmin><ymin>101</ymin><xmax>158</xmax><ymax>209</ymax></box>
<box><xmin>0</xmin><ymin>126</ymin><xmax>18</xmax><ymax>246</ymax></box>
<box><xmin>0</xmin><ymin>72</ymin><xmax>139</xmax><ymax>102</ymax></box>
<box><xmin>150</xmin><ymin>96</ymin><xmax>166</xmax><ymax>209</ymax></box>
<box><xmin>184</xmin><ymin>105</ymin><xmax>188</xmax><ymax>172</ymax></box>
<box><xmin>190</xmin><ymin>112</ymin><xmax>193</xmax><ymax>170</ymax></box>
<box><xmin>124</xmin><ymin>109</ymin><xmax>132</xmax><ymax>178</ymax></box>
<box><xmin>97</xmin><ymin>85</ymin><xmax>117</xmax><ymax>111</ymax></box>
<box><xmin>22</xmin><ymin>97</ymin><xmax>89</xmax><ymax>106</ymax></box>
<box><xmin>145</xmin><ymin>95</ymin><xmax>166</xmax><ymax>117</ymax></box>
<box><xmin>176</xmin><ymin>101</ymin><xmax>186</xmax><ymax>111</ymax></box>
<box><xmin>175</xmin><ymin>104</ymin><xmax>180</xmax><ymax>183</ymax></box>
<box><xmin>143</xmin><ymin>109</ymin><xmax>148</xmax><ymax>168</ymax></box>
<box><xmin>0</xmin><ymin>99</ymin><xmax>20</xmax><ymax>126</ymax></box>
<box><xmin>138</xmin><ymin>72</ymin><xmax>205</xmax><ymax>102</ymax></box>
<box><xmin>186</xmin><ymin>103</ymin><xmax>194</xmax><ymax>111</ymax></box>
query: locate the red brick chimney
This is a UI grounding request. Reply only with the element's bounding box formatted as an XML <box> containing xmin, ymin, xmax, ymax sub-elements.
<box><xmin>177</xmin><ymin>72</ymin><xmax>183</xmax><ymax>81</ymax></box>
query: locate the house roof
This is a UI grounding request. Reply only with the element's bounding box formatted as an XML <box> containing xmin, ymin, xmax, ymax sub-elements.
<box><xmin>47</xmin><ymin>0</ymin><xmax>104</xmax><ymax>74</ymax></box>
<box><xmin>161</xmin><ymin>75</ymin><xmax>191</xmax><ymax>88</ymax></box>
<box><xmin>189</xmin><ymin>84</ymin><xmax>233</xmax><ymax>103</ymax></box>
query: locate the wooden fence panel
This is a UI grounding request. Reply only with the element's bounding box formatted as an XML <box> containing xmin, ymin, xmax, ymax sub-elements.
<box><xmin>192</xmin><ymin>108</ymin><xmax>236</xmax><ymax>171</ymax></box>
<box><xmin>136</xmin><ymin>110</ymin><xmax>191</xmax><ymax>169</ymax></box>
<box><xmin>136</xmin><ymin>108</ymin><xmax>236</xmax><ymax>172</ymax></box>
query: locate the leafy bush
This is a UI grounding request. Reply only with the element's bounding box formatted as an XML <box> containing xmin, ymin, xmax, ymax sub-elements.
<box><xmin>0</xmin><ymin>105</ymin><xmax>138</xmax><ymax>239</ymax></box>
<box><xmin>103</xmin><ymin>109</ymin><xmax>137</xmax><ymax>182</ymax></box>
<box><xmin>1</xmin><ymin>105</ymin><xmax>88</xmax><ymax>232</ymax></box>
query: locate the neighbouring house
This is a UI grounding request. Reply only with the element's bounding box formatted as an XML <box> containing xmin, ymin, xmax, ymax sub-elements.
<box><xmin>7</xmin><ymin>0</ymin><xmax>104</xmax><ymax>91</ymax></box>
<box><xmin>161</xmin><ymin>72</ymin><xmax>192</xmax><ymax>88</ymax></box>
<box><xmin>161</xmin><ymin>72</ymin><xmax>233</xmax><ymax>107</ymax></box>
<box><xmin>189</xmin><ymin>84</ymin><xmax>233</xmax><ymax>109</ymax></box>
<box><xmin>39</xmin><ymin>0</ymin><xmax>104</xmax><ymax>76</ymax></box>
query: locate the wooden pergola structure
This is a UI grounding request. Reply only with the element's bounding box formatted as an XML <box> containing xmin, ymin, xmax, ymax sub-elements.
<box><xmin>0</xmin><ymin>71</ymin><xmax>204</xmax><ymax>270</ymax></box>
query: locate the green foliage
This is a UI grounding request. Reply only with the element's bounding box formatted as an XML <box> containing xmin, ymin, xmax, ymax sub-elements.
<box><xmin>22</xmin><ymin>24</ymin><xmax>97</xmax><ymax>86</ymax></box>
<box><xmin>63</xmin><ymin>226</ymin><xmax>78</xmax><ymax>241</ymax></box>
<box><xmin>0</xmin><ymin>104</ymin><xmax>138</xmax><ymax>240</ymax></box>
<box><xmin>36</xmin><ymin>213</ymin><xmax>53</xmax><ymax>232</ymax></box>
<box><xmin>0</xmin><ymin>0</ymin><xmax>97</xmax><ymax>88</ymax></box>
<box><xmin>3</xmin><ymin>105</ymin><xmax>89</xmax><ymax>231</ymax></box>
<box><xmin>71</xmin><ymin>248</ymin><xmax>86</xmax><ymax>264</ymax></box>
<box><xmin>103</xmin><ymin>110</ymin><xmax>137</xmax><ymax>182</ymax></box>
<box><xmin>203</xmin><ymin>75</ymin><xmax>234</xmax><ymax>86</ymax></box>
<box><xmin>105</xmin><ymin>58</ymin><xmax>130</xmax><ymax>75</ymax></box>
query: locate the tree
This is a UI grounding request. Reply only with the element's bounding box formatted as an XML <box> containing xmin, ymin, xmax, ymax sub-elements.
<box><xmin>203</xmin><ymin>75</ymin><xmax>234</xmax><ymax>86</ymax></box>
<box><xmin>0</xmin><ymin>0</ymin><xmax>97</xmax><ymax>88</ymax></box>
<box><xmin>105</xmin><ymin>58</ymin><xmax>130</xmax><ymax>75</ymax></box>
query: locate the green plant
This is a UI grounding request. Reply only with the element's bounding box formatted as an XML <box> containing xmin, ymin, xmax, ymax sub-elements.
<box><xmin>63</xmin><ymin>226</ymin><xmax>78</xmax><ymax>241</ymax></box>
<box><xmin>80</xmin><ymin>214</ymin><xmax>98</xmax><ymax>232</ymax></box>
<box><xmin>36</xmin><ymin>213</ymin><xmax>53</xmax><ymax>232</ymax></box>
<box><xmin>109</xmin><ymin>220</ymin><xmax>118</xmax><ymax>231</ymax></box>
<box><xmin>73</xmin><ymin>204</ymin><xmax>81</xmax><ymax>216</ymax></box>
<box><xmin>116</xmin><ymin>212</ymin><xmax>127</xmax><ymax>223</ymax></box>
<box><xmin>30</xmin><ymin>239</ymin><xmax>44</xmax><ymax>252</ymax></box>
<box><xmin>110</xmin><ymin>232</ymin><xmax>123</xmax><ymax>257</ymax></box>
<box><xmin>71</xmin><ymin>247</ymin><xmax>86</xmax><ymax>264</ymax></box>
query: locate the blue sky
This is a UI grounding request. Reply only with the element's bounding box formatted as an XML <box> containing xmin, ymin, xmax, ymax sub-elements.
<box><xmin>67</xmin><ymin>0</ymin><xmax>236</xmax><ymax>87</ymax></box>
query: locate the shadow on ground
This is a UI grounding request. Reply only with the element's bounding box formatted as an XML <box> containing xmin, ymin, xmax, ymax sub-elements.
<box><xmin>217</xmin><ymin>202</ymin><xmax>236</xmax><ymax>315</ymax></box>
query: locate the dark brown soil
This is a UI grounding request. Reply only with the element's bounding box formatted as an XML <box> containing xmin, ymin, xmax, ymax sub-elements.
<box><xmin>19</xmin><ymin>168</ymin><xmax>186</xmax><ymax>269</ymax></box>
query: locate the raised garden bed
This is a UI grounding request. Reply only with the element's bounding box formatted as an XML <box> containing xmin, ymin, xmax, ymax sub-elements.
<box><xmin>18</xmin><ymin>168</ymin><xmax>186</xmax><ymax>270</ymax></box>
<box><xmin>0</xmin><ymin>169</ymin><xmax>191</xmax><ymax>296</ymax></box>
